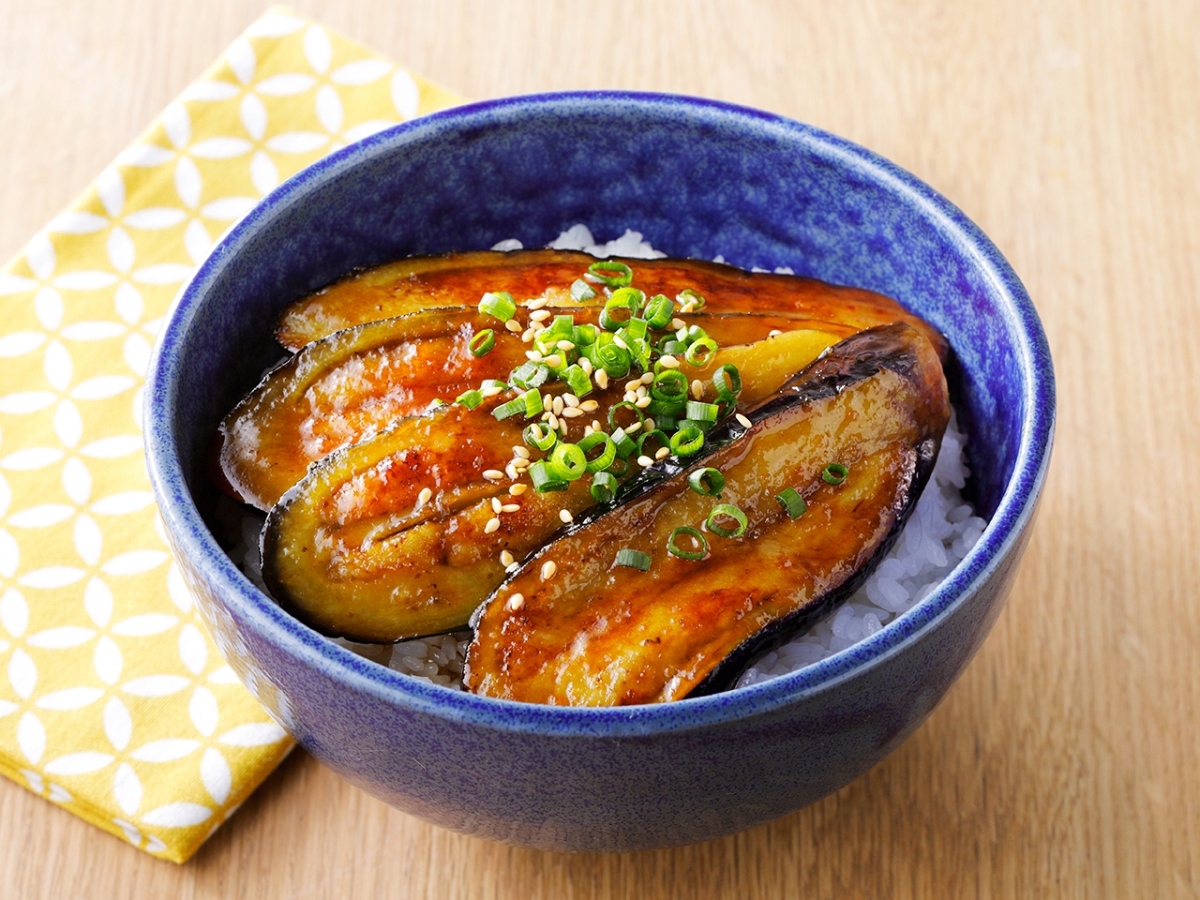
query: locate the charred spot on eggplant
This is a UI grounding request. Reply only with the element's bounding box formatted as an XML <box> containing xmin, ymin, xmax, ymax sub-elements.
<box><xmin>463</xmin><ymin>323</ymin><xmax>950</xmax><ymax>706</ymax></box>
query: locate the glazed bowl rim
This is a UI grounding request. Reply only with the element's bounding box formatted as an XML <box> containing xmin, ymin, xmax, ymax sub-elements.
<box><xmin>144</xmin><ymin>90</ymin><xmax>1055</xmax><ymax>738</ymax></box>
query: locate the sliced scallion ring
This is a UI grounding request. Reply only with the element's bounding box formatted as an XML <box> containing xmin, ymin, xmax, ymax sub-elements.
<box><xmin>822</xmin><ymin>463</ymin><xmax>849</xmax><ymax>485</ymax></box>
<box><xmin>590</xmin><ymin>470</ymin><xmax>618</xmax><ymax>503</ymax></box>
<box><xmin>479</xmin><ymin>291</ymin><xmax>516</xmax><ymax>321</ymax></box>
<box><xmin>712</xmin><ymin>363</ymin><xmax>742</xmax><ymax>400</ymax></box>
<box><xmin>685</xmin><ymin>400</ymin><xmax>720</xmax><ymax>422</ymax></box>
<box><xmin>688</xmin><ymin>467</ymin><xmax>725</xmax><ymax>496</ymax></box>
<box><xmin>588</xmin><ymin>260</ymin><xmax>634</xmax><ymax>287</ymax></box>
<box><xmin>676</xmin><ymin>287</ymin><xmax>706</xmax><ymax>311</ymax></box>
<box><xmin>644</xmin><ymin>294</ymin><xmax>674</xmax><ymax>329</ymax></box>
<box><xmin>775</xmin><ymin>487</ymin><xmax>807</xmax><ymax>519</ymax></box>
<box><xmin>670</xmin><ymin>425</ymin><xmax>705</xmax><ymax>456</ymax></box>
<box><xmin>455</xmin><ymin>389</ymin><xmax>483</xmax><ymax>409</ymax></box>
<box><xmin>523</xmin><ymin>423</ymin><xmax>556</xmax><ymax>452</ymax></box>
<box><xmin>577</xmin><ymin>431</ymin><xmax>616</xmax><ymax>473</ymax></box>
<box><xmin>529</xmin><ymin>460</ymin><xmax>567</xmax><ymax>493</ymax></box>
<box><xmin>549</xmin><ymin>442</ymin><xmax>588</xmax><ymax>481</ymax></box>
<box><xmin>607</xmin><ymin>401</ymin><xmax>645</xmax><ymax>431</ymax></box>
<box><xmin>684</xmin><ymin>336</ymin><xmax>719</xmax><ymax>367</ymax></box>
<box><xmin>469</xmin><ymin>329</ymin><xmax>495</xmax><ymax>357</ymax></box>
<box><xmin>706</xmin><ymin>503</ymin><xmax>748</xmax><ymax>538</ymax></box>
<box><xmin>615</xmin><ymin>548</ymin><xmax>652</xmax><ymax>570</ymax></box>
<box><xmin>667</xmin><ymin>526</ymin><xmax>708</xmax><ymax>560</ymax></box>
<box><xmin>570</xmin><ymin>278</ymin><xmax>596</xmax><ymax>302</ymax></box>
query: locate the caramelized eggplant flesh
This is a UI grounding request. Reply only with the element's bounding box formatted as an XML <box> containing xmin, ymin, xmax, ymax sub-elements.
<box><xmin>463</xmin><ymin>323</ymin><xmax>949</xmax><ymax>706</ymax></box>
<box><xmin>259</xmin><ymin>329</ymin><xmax>844</xmax><ymax>643</ymax></box>
<box><xmin>219</xmin><ymin>305</ymin><xmax>842</xmax><ymax>510</ymax></box>
<box><xmin>276</xmin><ymin>250</ymin><xmax>946</xmax><ymax>359</ymax></box>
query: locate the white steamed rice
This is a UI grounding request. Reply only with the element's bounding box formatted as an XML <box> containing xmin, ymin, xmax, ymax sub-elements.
<box><xmin>216</xmin><ymin>226</ymin><xmax>987</xmax><ymax>691</ymax></box>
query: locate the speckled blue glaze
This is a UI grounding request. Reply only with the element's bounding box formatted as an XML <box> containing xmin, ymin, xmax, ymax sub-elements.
<box><xmin>145</xmin><ymin>93</ymin><xmax>1054</xmax><ymax>851</ymax></box>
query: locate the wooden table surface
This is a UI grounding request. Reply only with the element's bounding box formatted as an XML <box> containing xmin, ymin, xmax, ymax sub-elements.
<box><xmin>1</xmin><ymin>1</ymin><xmax>1197</xmax><ymax>897</ymax></box>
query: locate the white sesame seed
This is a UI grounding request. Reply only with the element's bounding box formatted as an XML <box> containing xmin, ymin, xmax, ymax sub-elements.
<box><xmin>526</xmin><ymin>350</ymin><xmax>543</xmax><ymax>362</ymax></box>
<box><xmin>559</xmin><ymin>509</ymin><xmax>573</xmax><ymax>524</ymax></box>
<box><xmin>505</xmin><ymin>319</ymin><xmax>522</xmax><ymax>332</ymax></box>
<box><xmin>557</xmin><ymin>340</ymin><xmax>575</xmax><ymax>352</ymax></box>
<box><xmin>613</xmin><ymin>337</ymin><xmax>628</xmax><ymax>350</ymax></box>
<box><xmin>550</xmin><ymin>396</ymin><xmax>563</xmax><ymax>416</ymax></box>
<box><xmin>640</xmin><ymin>372</ymin><xmax>654</xmax><ymax>385</ymax></box>
<box><xmin>583</xmin><ymin>424</ymin><xmax>594</xmax><ymax>436</ymax></box>
<box><xmin>544</xmin><ymin>354</ymin><xmax>564</xmax><ymax>368</ymax></box>
<box><xmin>505</xmin><ymin>464</ymin><xmax>520</xmax><ymax>480</ymax></box>
<box><xmin>417</xmin><ymin>487</ymin><xmax>433</xmax><ymax>508</ymax></box>
<box><xmin>530</xmin><ymin>309</ymin><xmax>552</xmax><ymax>322</ymax></box>
<box><xmin>492</xmin><ymin>497</ymin><xmax>503</xmax><ymax>513</ymax></box>
<box><xmin>579</xmin><ymin>357</ymin><xmax>594</xmax><ymax>375</ymax></box>
<box><xmin>527</xmin><ymin>296</ymin><xmax>548</xmax><ymax>309</ymax></box>
<box><xmin>623</xmin><ymin>390</ymin><xmax>638</xmax><ymax>403</ymax></box>
<box><xmin>658</xmin><ymin>355</ymin><xmax>680</xmax><ymax>369</ymax></box>
<box><xmin>541</xmin><ymin>560</ymin><xmax>558</xmax><ymax>581</ymax></box>
<box><xmin>625</xmin><ymin>379</ymin><xmax>642</xmax><ymax>392</ymax></box>
<box><xmin>691</xmin><ymin>379</ymin><xmax>704</xmax><ymax>400</ymax></box>
<box><xmin>540</xmin><ymin>410</ymin><xmax>553</xmax><ymax>422</ymax></box>
<box><xmin>506</xmin><ymin>593</ymin><xmax>525</xmax><ymax>610</ymax></box>
<box><xmin>562</xmin><ymin>407</ymin><xmax>584</xmax><ymax>418</ymax></box>
<box><xmin>509</xmin><ymin>484</ymin><xmax>528</xmax><ymax>496</ymax></box>
<box><xmin>592</xmin><ymin>419</ymin><xmax>602</xmax><ymax>431</ymax></box>
<box><xmin>580</xmin><ymin>399</ymin><xmax>599</xmax><ymax>412</ymax></box>
<box><xmin>671</xmin><ymin>318</ymin><xmax>686</xmax><ymax>330</ymax></box>
<box><xmin>655</xmin><ymin>447</ymin><xmax>670</xmax><ymax>460</ymax></box>
<box><xmin>543</xmin><ymin>392</ymin><xmax>553</xmax><ymax>408</ymax></box>
<box><xmin>624</xmin><ymin>420</ymin><xmax>643</xmax><ymax>434</ymax></box>
<box><xmin>501</xmin><ymin>503</ymin><xmax>520</xmax><ymax>513</ymax></box>
<box><xmin>482</xmin><ymin>469</ymin><xmax>504</xmax><ymax>481</ymax></box>
<box><xmin>500</xmin><ymin>550</ymin><xmax>515</xmax><ymax>567</ymax></box>
<box><xmin>680</xmin><ymin>300</ymin><xmax>697</xmax><ymax>313</ymax></box>
<box><xmin>595</xmin><ymin>369</ymin><xmax>610</xmax><ymax>390</ymax></box>
<box><xmin>512</xmin><ymin>457</ymin><xmax>530</xmax><ymax>469</ymax></box>
<box><xmin>635</xmin><ymin>396</ymin><xmax>652</xmax><ymax>409</ymax></box>
<box><xmin>528</xmin><ymin>424</ymin><xmax>546</xmax><ymax>442</ymax></box>
<box><xmin>513</xmin><ymin>445</ymin><xmax>531</xmax><ymax>459</ymax></box>
<box><xmin>563</xmin><ymin>393</ymin><xmax>580</xmax><ymax>408</ymax></box>
<box><xmin>736</xmin><ymin>413</ymin><xmax>753</xmax><ymax>428</ymax></box>
<box><xmin>644</xmin><ymin>417</ymin><xmax>656</xmax><ymax>430</ymax></box>
<box><xmin>481</xmin><ymin>385</ymin><xmax>503</xmax><ymax>398</ymax></box>
<box><xmin>636</xmin><ymin>385</ymin><xmax>648</xmax><ymax>399</ymax></box>
<box><xmin>485</xmin><ymin>517</ymin><xmax>501</xmax><ymax>534</ymax></box>
<box><xmin>521</xmin><ymin>328</ymin><xmax>536</xmax><ymax>342</ymax></box>
<box><xmin>548</xmin><ymin>412</ymin><xmax>560</xmax><ymax>430</ymax></box>
<box><xmin>506</xmin><ymin>562</ymin><xmax>520</xmax><ymax>573</ymax></box>
<box><xmin>637</xmin><ymin>455</ymin><xmax>654</xmax><ymax>467</ymax></box>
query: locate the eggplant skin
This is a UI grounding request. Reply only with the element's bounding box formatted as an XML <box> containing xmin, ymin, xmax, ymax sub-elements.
<box><xmin>463</xmin><ymin>323</ymin><xmax>950</xmax><ymax>706</ymax></box>
<box><xmin>275</xmin><ymin>249</ymin><xmax>947</xmax><ymax>360</ymax></box>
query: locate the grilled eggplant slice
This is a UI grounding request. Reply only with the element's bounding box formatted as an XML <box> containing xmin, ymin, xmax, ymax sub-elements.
<box><xmin>260</xmin><ymin>328</ymin><xmax>844</xmax><ymax>642</ymax></box>
<box><xmin>463</xmin><ymin>323</ymin><xmax>949</xmax><ymax>706</ymax></box>
<box><xmin>219</xmin><ymin>306</ymin><xmax>843</xmax><ymax>510</ymax></box>
<box><xmin>276</xmin><ymin>249</ymin><xmax>946</xmax><ymax>357</ymax></box>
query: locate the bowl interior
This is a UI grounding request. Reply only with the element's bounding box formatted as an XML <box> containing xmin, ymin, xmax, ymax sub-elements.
<box><xmin>152</xmin><ymin>91</ymin><xmax>1051</xmax><ymax>712</ymax></box>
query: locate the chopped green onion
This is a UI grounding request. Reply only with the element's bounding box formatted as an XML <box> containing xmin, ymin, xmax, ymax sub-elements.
<box><xmin>509</xmin><ymin>362</ymin><xmax>549</xmax><ymax>390</ymax></box>
<box><xmin>479</xmin><ymin>291</ymin><xmax>516</xmax><ymax>321</ymax></box>
<box><xmin>670</xmin><ymin>425</ymin><xmax>705</xmax><ymax>456</ymax></box>
<box><xmin>776</xmin><ymin>487</ymin><xmax>807</xmax><ymax>519</ymax></box>
<box><xmin>653</xmin><ymin>413</ymin><xmax>679</xmax><ymax>433</ymax></box>
<box><xmin>588</xmin><ymin>260</ymin><xmax>634</xmax><ymax>287</ymax></box>
<box><xmin>578</xmin><ymin>431</ymin><xmax>616</xmax><ymax>472</ymax></box>
<box><xmin>600</xmin><ymin>287</ymin><xmax>643</xmax><ymax>330</ymax></box>
<box><xmin>678</xmin><ymin>417</ymin><xmax>714</xmax><ymax>433</ymax></box>
<box><xmin>644</xmin><ymin>294</ymin><xmax>674</xmax><ymax>329</ymax></box>
<box><xmin>570</xmin><ymin>278</ymin><xmax>596</xmax><ymax>302</ymax></box>
<box><xmin>572</xmin><ymin>324</ymin><xmax>598</xmax><ymax>346</ymax></box>
<box><xmin>685</xmin><ymin>400</ymin><xmax>720</xmax><ymax>422</ymax></box>
<box><xmin>469</xmin><ymin>329</ymin><xmax>496</xmax><ymax>357</ymax></box>
<box><xmin>706</xmin><ymin>503</ymin><xmax>748</xmax><ymax>538</ymax></box>
<box><xmin>549</xmin><ymin>314</ymin><xmax>575</xmax><ymax>335</ymax></box>
<box><xmin>522</xmin><ymin>389</ymin><xmax>544</xmax><ymax>417</ymax></box>
<box><xmin>651</xmin><ymin>369</ymin><xmax>688</xmax><ymax>403</ymax></box>
<box><xmin>626</xmin><ymin>336</ymin><xmax>652</xmax><ymax>371</ymax></box>
<box><xmin>610</xmin><ymin>426</ymin><xmax>638</xmax><ymax>458</ymax></box>
<box><xmin>523</xmin><ymin>423</ymin><xmax>557</xmax><ymax>451</ymax></box>
<box><xmin>684</xmin><ymin>336</ymin><xmax>719</xmax><ymax>367</ymax></box>
<box><xmin>479</xmin><ymin>379</ymin><xmax>507</xmax><ymax>392</ymax></box>
<box><xmin>549</xmin><ymin>442</ymin><xmax>587</xmax><ymax>481</ymax></box>
<box><xmin>667</xmin><ymin>526</ymin><xmax>708</xmax><ymax>560</ymax></box>
<box><xmin>608</xmin><ymin>401</ymin><xmax>645</xmax><ymax>431</ymax></box>
<box><xmin>637</xmin><ymin>429</ymin><xmax>669</xmax><ymax>457</ymax></box>
<box><xmin>712</xmin><ymin>364</ymin><xmax>742</xmax><ymax>400</ymax></box>
<box><xmin>645</xmin><ymin>397</ymin><xmax>687</xmax><ymax>418</ymax></box>
<box><xmin>563</xmin><ymin>364</ymin><xmax>593</xmax><ymax>397</ymax></box>
<box><xmin>822</xmin><ymin>463</ymin><xmax>849</xmax><ymax>485</ymax></box>
<box><xmin>621</xmin><ymin>316</ymin><xmax>649</xmax><ymax>341</ymax></box>
<box><xmin>688</xmin><ymin>467</ymin><xmax>725</xmax><ymax>496</ymax></box>
<box><xmin>591</xmin><ymin>335</ymin><xmax>632</xmax><ymax>378</ymax></box>
<box><xmin>590</xmin><ymin>471</ymin><xmax>618</xmax><ymax>503</ymax></box>
<box><xmin>455</xmin><ymin>389</ymin><xmax>484</xmax><ymax>409</ymax></box>
<box><xmin>660</xmin><ymin>339</ymin><xmax>688</xmax><ymax>356</ymax></box>
<box><xmin>529</xmin><ymin>460</ymin><xmax>567</xmax><ymax>493</ymax></box>
<box><xmin>615</xmin><ymin>548</ymin><xmax>652</xmax><ymax>570</ymax></box>
<box><xmin>676</xmin><ymin>287</ymin><xmax>706</xmax><ymax>311</ymax></box>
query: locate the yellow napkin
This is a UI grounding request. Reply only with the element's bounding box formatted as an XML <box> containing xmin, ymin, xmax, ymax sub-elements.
<box><xmin>0</xmin><ymin>8</ymin><xmax>462</xmax><ymax>863</ymax></box>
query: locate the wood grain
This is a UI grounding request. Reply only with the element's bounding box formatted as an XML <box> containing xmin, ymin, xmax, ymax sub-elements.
<box><xmin>2</xmin><ymin>0</ymin><xmax>1198</xmax><ymax>896</ymax></box>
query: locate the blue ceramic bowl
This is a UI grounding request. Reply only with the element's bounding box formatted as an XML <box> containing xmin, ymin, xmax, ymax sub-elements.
<box><xmin>145</xmin><ymin>92</ymin><xmax>1054</xmax><ymax>851</ymax></box>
